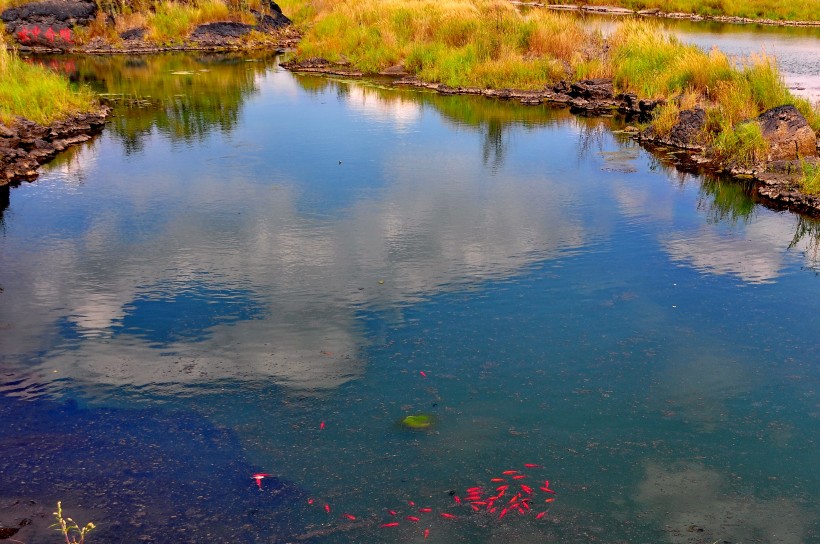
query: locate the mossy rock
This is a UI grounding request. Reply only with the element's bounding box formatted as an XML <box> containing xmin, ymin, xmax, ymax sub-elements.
<box><xmin>401</xmin><ymin>414</ymin><xmax>433</xmax><ymax>429</ymax></box>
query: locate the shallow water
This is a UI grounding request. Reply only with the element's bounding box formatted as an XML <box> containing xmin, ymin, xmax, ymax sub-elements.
<box><xmin>1</xmin><ymin>54</ymin><xmax>819</xmax><ymax>543</ymax></box>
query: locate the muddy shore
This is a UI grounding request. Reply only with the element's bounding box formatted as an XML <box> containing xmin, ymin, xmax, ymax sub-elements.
<box><xmin>283</xmin><ymin>58</ymin><xmax>820</xmax><ymax>217</ymax></box>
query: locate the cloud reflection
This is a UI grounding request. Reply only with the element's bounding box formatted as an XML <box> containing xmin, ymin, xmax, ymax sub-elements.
<box><xmin>0</xmin><ymin>84</ymin><xmax>590</xmax><ymax>397</ymax></box>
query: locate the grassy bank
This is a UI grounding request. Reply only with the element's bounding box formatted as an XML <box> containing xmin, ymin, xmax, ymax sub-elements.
<box><xmin>0</xmin><ymin>38</ymin><xmax>98</xmax><ymax>124</ymax></box>
<box><xmin>538</xmin><ymin>0</ymin><xmax>820</xmax><ymax>23</ymax></box>
<box><xmin>282</xmin><ymin>0</ymin><xmax>819</xmax><ymax>182</ymax></box>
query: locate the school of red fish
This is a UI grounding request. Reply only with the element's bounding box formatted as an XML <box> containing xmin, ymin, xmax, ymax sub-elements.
<box><xmin>253</xmin><ymin>372</ymin><xmax>557</xmax><ymax>538</ymax></box>
<box><xmin>260</xmin><ymin>463</ymin><xmax>557</xmax><ymax>539</ymax></box>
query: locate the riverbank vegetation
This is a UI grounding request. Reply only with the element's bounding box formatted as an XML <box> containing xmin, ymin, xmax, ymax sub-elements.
<box><xmin>0</xmin><ymin>36</ymin><xmax>97</xmax><ymax>124</ymax></box>
<box><xmin>281</xmin><ymin>0</ymin><xmax>819</xmax><ymax>181</ymax></box>
<box><xmin>0</xmin><ymin>0</ymin><xmax>289</xmax><ymax>47</ymax></box>
<box><xmin>535</xmin><ymin>0</ymin><xmax>820</xmax><ymax>23</ymax></box>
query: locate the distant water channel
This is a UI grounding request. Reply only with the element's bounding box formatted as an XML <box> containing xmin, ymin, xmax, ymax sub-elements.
<box><xmin>573</xmin><ymin>12</ymin><xmax>820</xmax><ymax>102</ymax></box>
<box><xmin>1</xmin><ymin>53</ymin><xmax>819</xmax><ymax>543</ymax></box>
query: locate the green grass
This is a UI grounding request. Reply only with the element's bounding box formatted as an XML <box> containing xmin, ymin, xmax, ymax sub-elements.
<box><xmin>540</xmin><ymin>0</ymin><xmax>820</xmax><ymax>22</ymax></box>
<box><xmin>288</xmin><ymin>0</ymin><xmax>600</xmax><ymax>90</ymax></box>
<box><xmin>801</xmin><ymin>160</ymin><xmax>820</xmax><ymax>195</ymax></box>
<box><xmin>0</xmin><ymin>39</ymin><xmax>98</xmax><ymax>125</ymax></box>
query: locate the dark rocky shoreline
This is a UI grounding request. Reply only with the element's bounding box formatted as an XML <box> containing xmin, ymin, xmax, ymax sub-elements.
<box><xmin>1</xmin><ymin>107</ymin><xmax>110</xmax><ymax>185</ymax></box>
<box><xmin>283</xmin><ymin>58</ymin><xmax>820</xmax><ymax>217</ymax></box>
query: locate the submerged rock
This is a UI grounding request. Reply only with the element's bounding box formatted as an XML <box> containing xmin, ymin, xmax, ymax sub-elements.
<box><xmin>757</xmin><ymin>105</ymin><xmax>817</xmax><ymax>162</ymax></box>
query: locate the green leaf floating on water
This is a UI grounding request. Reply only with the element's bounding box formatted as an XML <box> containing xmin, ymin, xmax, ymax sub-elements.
<box><xmin>401</xmin><ymin>414</ymin><xmax>432</xmax><ymax>429</ymax></box>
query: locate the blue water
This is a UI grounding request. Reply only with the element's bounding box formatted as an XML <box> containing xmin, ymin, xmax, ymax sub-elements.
<box><xmin>0</xmin><ymin>54</ymin><xmax>818</xmax><ymax>543</ymax></box>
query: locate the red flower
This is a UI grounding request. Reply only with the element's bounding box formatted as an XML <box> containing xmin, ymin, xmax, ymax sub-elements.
<box><xmin>59</xmin><ymin>27</ymin><xmax>72</xmax><ymax>43</ymax></box>
<box><xmin>17</xmin><ymin>27</ymin><xmax>31</xmax><ymax>43</ymax></box>
<box><xmin>45</xmin><ymin>27</ymin><xmax>55</xmax><ymax>42</ymax></box>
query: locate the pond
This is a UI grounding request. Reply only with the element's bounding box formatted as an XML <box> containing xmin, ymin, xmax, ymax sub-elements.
<box><xmin>0</xmin><ymin>53</ymin><xmax>819</xmax><ymax>543</ymax></box>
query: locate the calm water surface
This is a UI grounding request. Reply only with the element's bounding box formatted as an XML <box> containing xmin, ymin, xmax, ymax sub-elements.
<box><xmin>1</xmin><ymin>54</ymin><xmax>819</xmax><ymax>543</ymax></box>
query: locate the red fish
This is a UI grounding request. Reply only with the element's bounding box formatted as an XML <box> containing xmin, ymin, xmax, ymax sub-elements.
<box><xmin>470</xmin><ymin>501</ymin><xmax>487</xmax><ymax>506</ymax></box>
<box><xmin>424</xmin><ymin>528</ymin><xmax>430</xmax><ymax>538</ymax></box>
<box><xmin>320</xmin><ymin>421</ymin><xmax>325</xmax><ymax>430</ymax></box>
<box><xmin>308</xmin><ymin>498</ymin><xmax>314</xmax><ymax>505</ymax></box>
<box><xmin>342</xmin><ymin>513</ymin><xmax>356</xmax><ymax>520</ymax></box>
<box><xmin>251</xmin><ymin>473</ymin><xmax>271</xmax><ymax>490</ymax></box>
<box><xmin>440</xmin><ymin>513</ymin><xmax>456</xmax><ymax>519</ymax></box>
<box><xmin>524</xmin><ymin>463</ymin><xmax>542</xmax><ymax>468</ymax></box>
<box><xmin>408</xmin><ymin>500</ymin><xmax>416</xmax><ymax>506</ymax></box>
<box><xmin>535</xmin><ymin>511</ymin><xmax>547</xmax><ymax>519</ymax></box>
<box><xmin>512</xmin><ymin>475</ymin><xmax>527</xmax><ymax>480</ymax></box>
<box><xmin>324</xmin><ymin>504</ymin><xmax>331</xmax><ymax>513</ymax></box>
<box><xmin>419</xmin><ymin>507</ymin><xmax>433</xmax><ymax>513</ymax></box>
<box><xmin>388</xmin><ymin>510</ymin><xmax>397</xmax><ymax>516</ymax></box>
<box><xmin>502</xmin><ymin>470</ymin><xmax>518</xmax><ymax>475</ymax></box>
<box><xmin>520</xmin><ymin>484</ymin><xmax>533</xmax><ymax>494</ymax></box>
<box><xmin>545</xmin><ymin>498</ymin><xmax>555</xmax><ymax>503</ymax></box>
<box><xmin>453</xmin><ymin>495</ymin><xmax>461</xmax><ymax>504</ymax></box>
<box><xmin>381</xmin><ymin>522</ymin><xmax>400</xmax><ymax>528</ymax></box>
<box><xmin>466</xmin><ymin>487</ymin><xmax>481</xmax><ymax>493</ymax></box>
<box><xmin>406</xmin><ymin>516</ymin><xmax>420</xmax><ymax>522</ymax></box>
<box><xmin>490</xmin><ymin>478</ymin><xmax>505</xmax><ymax>482</ymax></box>
<box><xmin>470</xmin><ymin>504</ymin><xmax>480</xmax><ymax>512</ymax></box>
<box><xmin>420</xmin><ymin>371</ymin><xmax>427</xmax><ymax>378</ymax></box>
<box><xmin>496</xmin><ymin>485</ymin><xmax>508</xmax><ymax>492</ymax></box>
<box><xmin>498</xmin><ymin>507</ymin><xmax>508</xmax><ymax>519</ymax></box>
<box><xmin>542</xmin><ymin>487</ymin><xmax>556</xmax><ymax>495</ymax></box>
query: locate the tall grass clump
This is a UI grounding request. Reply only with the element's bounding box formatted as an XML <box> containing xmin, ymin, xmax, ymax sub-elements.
<box><xmin>146</xmin><ymin>0</ymin><xmax>243</xmax><ymax>44</ymax></box>
<box><xmin>0</xmin><ymin>38</ymin><xmax>98</xmax><ymax>125</ymax></box>
<box><xmin>293</xmin><ymin>0</ymin><xmax>602</xmax><ymax>89</ymax></box>
<box><xmin>801</xmin><ymin>160</ymin><xmax>820</xmax><ymax>195</ymax></box>
<box><xmin>609</xmin><ymin>20</ymin><xmax>820</xmax><ymax>155</ymax></box>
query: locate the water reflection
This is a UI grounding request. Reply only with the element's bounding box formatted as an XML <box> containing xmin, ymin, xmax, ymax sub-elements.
<box><xmin>1</xmin><ymin>71</ymin><xmax>596</xmax><ymax>397</ymax></box>
<box><xmin>43</xmin><ymin>53</ymin><xmax>274</xmax><ymax>150</ymax></box>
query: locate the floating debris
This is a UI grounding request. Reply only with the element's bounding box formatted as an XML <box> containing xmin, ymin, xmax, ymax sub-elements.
<box><xmin>400</xmin><ymin>414</ymin><xmax>432</xmax><ymax>429</ymax></box>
